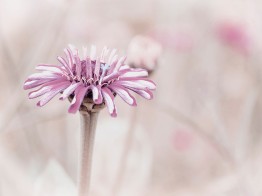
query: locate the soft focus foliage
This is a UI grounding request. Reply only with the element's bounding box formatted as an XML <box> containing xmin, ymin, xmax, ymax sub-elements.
<box><xmin>1</xmin><ymin>0</ymin><xmax>262</xmax><ymax>195</ymax></box>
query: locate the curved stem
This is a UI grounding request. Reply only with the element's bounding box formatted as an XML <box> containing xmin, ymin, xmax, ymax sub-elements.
<box><xmin>78</xmin><ymin>111</ymin><xmax>99</xmax><ymax>196</ymax></box>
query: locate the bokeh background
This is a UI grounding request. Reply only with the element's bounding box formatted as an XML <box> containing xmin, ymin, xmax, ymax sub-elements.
<box><xmin>1</xmin><ymin>0</ymin><xmax>262</xmax><ymax>195</ymax></box>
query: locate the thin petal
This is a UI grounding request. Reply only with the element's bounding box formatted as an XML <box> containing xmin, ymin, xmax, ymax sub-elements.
<box><xmin>119</xmin><ymin>69</ymin><xmax>148</xmax><ymax>78</ymax></box>
<box><xmin>90</xmin><ymin>45</ymin><xmax>96</xmax><ymax>61</ymax></box>
<box><xmin>109</xmin><ymin>85</ymin><xmax>137</xmax><ymax>106</ymax></box>
<box><xmin>107</xmin><ymin>56</ymin><xmax>118</xmax><ymax>75</ymax></box>
<box><xmin>101</xmin><ymin>87</ymin><xmax>117</xmax><ymax>117</ymax></box>
<box><xmin>85</xmin><ymin>57</ymin><xmax>92</xmax><ymax>79</ymax></box>
<box><xmin>128</xmin><ymin>88</ymin><xmax>153</xmax><ymax>100</ymax></box>
<box><xmin>94</xmin><ymin>58</ymin><xmax>101</xmax><ymax>79</ymax></box>
<box><xmin>36</xmin><ymin>82</ymin><xmax>70</xmax><ymax>107</ymax></box>
<box><xmin>36</xmin><ymin>64</ymin><xmax>64</xmax><ymax>73</ymax></box>
<box><xmin>59</xmin><ymin>82</ymin><xmax>82</xmax><ymax>100</ymax></box>
<box><xmin>29</xmin><ymin>80</ymin><xmax>70</xmax><ymax>99</ymax></box>
<box><xmin>83</xmin><ymin>46</ymin><xmax>88</xmax><ymax>59</ymax></box>
<box><xmin>108</xmin><ymin>49</ymin><xmax>117</xmax><ymax>65</ymax></box>
<box><xmin>114</xmin><ymin>79</ymin><xmax>156</xmax><ymax>90</ymax></box>
<box><xmin>113</xmin><ymin>56</ymin><xmax>126</xmax><ymax>72</ymax></box>
<box><xmin>27</xmin><ymin>72</ymin><xmax>61</xmax><ymax>80</ymax></box>
<box><xmin>74</xmin><ymin>55</ymin><xmax>82</xmax><ymax>79</ymax></box>
<box><xmin>23</xmin><ymin>77</ymin><xmax>65</xmax><ymax>90</ymax></box>
<box><xmin>68</xmin><ymin>86</ymin><xmax>88</xmax><ymax>113</ymax></box>
<box><xmin>100</xmin><ymin>46</ymin><xmax>109</xmax><ymax>63</ymax></box>
<box><xmin>91</xmin><ymin>85</ymin><xmax>103</xmax><ymax>104</ymax></box>
<box><xmin>64</xmin><ymin>48</ymin><xmax>74</xmax><ymax>69</ymax></box>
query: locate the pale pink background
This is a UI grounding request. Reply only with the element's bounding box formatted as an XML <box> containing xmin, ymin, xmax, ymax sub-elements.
<box><xmin>1</xmin><ymin>0</ymin><xmax>262</xmax><ymax>195</ymax></box>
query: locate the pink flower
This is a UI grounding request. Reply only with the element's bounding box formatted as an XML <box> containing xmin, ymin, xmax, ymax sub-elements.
<box><xmin>24</xmin><ymin>45</ymin><xmax>156</xmax><ymax>117</ymax></box>
<box><xmin>127</xmin><ymin>36</ymin><xmax>162</xmax><ymax>72</ymax></box>
<box><xmin>216</xmin><ymin>22</ymin><xmax>250</xmax><ymax>55</ymax></box>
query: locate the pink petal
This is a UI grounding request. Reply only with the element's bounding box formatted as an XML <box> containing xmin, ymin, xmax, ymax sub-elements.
<box><xmin>102</xmin><ymin>69</ymin><xmax>131</xmax><ymax>83</ymax></box>
<box><xmin>129</xmin><ymin>88</ymin><xmax>153</xmax><ymax>100</ymax></box>
<box><xmin>114</xmin><ymin>79</ymin><xmax>156</xmax><ymax>90</ymax></box>
<box><xmin>102</xmin><ymin>72</ymin><xmax>121</xmax><ymax>83</ymax></box>
<box><xmin>107</xmin><ymin>56</ymin><xmax>118</xmax><ymax>75</ymax></box>
<box><xmin>109</xmin><ymin>85</ymin><xmax>137</xmax><ymax>106</ymax></box>
<box><xmin>119</xmin><ymin>64</ymin><xmax>130</xmax><ymax>70</ymax></box>
<box><xmin>24</xmin><ymin>78</ymin><xmax>60</xmax><ymax>90</ymax></box>
<box><xmin>59</xmin><ymin>82</ymin><xmax>82</xmax><ymax>100</ymax></box>
<box><xmin>100</xmin><ymin>46</ymin><xmax>109</xmax><ymax>63</ymax></box>
<box><xmin>36</xmin><ymin>64</ymin><xmax>64</xmax><ymax>74</ymax></box>
<box><xmin>94</xmin><ymin>58</ymin><xmax>101</xmax><ymax>79</ymax></box>
<box><xmin>27</xmin><ymin>72</ymin><xmax>61</xmax><ymax>80</ymax></box>
<box><xmin>108</xmin><ymin>49</ymin><xmax>117</xmax><ymax>65</ymax></box>
<box><xmin>90</xmin><ymin>45</ymin><xmax>96</xmax><ymax>61</ymax></box>
<box><xmin>113</xmin><ymin>56</ymin><xmax>126</xmax><ymax>72</ymax></box>
<box><xmin>29</xmin><ymin>80</ymin><xmax>70</xmax><ymax>99</ymax></box>
<box><xmin>85</xmin><ymin>57</ymin><xmax>92</xmax><ymax>79</ymax></box>
<box><xmin>101</xmin><ymin>87</ymin><xmax>117</xmax><ymax>117</ymax></box>
<box><xmin>119</xmin><ymin>69</ymin><xmax>148</xmax><ymax>78</ymax></box>
<box><xmin>57</xmin><ymin>56</ymin><xmax>73</xmax><ymax>75</ymax></box>
<box><xmin>91</xmin><ymin>85</ymin><xmax>103</xmax><ymax>104</ymax></box>
<box><xmin>64</xmin><ymin>48</ymin><xmax>74</xmax><ymax>69</ymax></box>
<box><xmin>68</xmin><ymin>86</ymin><xmax>88</xmax><ymax>113</ymax></box>
<box><xmin>36</xmin><ymin>82</ymin><xmax>70</xmax><ymax>107</ymax></box>
<box><xmin>74</xmin><ymin>55</ymin><xmax>82</xmax><ymax>79</ymax></box>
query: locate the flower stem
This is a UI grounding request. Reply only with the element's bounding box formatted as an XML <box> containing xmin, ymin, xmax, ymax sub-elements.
<box><xmin>78</xmin><ymin>111</ymin><xmax>99</xmax><ymax>196</ymax></box>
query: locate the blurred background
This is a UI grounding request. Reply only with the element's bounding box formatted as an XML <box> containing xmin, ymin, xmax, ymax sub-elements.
<box><xmin>1</xmin><ymin>0</ymin><xmax>262</xmax><ymax>195</ymax></box>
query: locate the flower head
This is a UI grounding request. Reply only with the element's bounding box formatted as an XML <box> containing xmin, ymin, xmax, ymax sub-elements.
<box><xmin>24</xmin><ymin>45</ymin><xmax>156</xmax><ymax>117</ymax></box>
<box><xmin>127</xmin><ymin>36</ymin><xmax>162</xmax><ymax>72</ymax></box>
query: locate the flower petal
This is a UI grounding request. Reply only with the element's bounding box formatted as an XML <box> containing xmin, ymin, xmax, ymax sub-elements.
<box><xmin>91</xmin><ymin>85</ymin><xmax>103</xmax><ymax>104</ymax></box>
<box><xmin>128</xmin><ymin>88</ymin><xmax>153</xmax><ymax>100</ymax></box>
<box><xmin>68</xmin><ymin>86</ymin><xmax>88</xmax><ymax>113</ymax></box>
<box><xmin>113</xmin><ymin>56</ymin><xmax>126</xmax><ymax>72</ymax></box>
<box><xmin>57</xmin><ymin>56</ymin><xmax>73</xmax><ymax>75</ymax></box>
<box><xmin>100</xmin><ymin>46</ymin><xmax>109</xmax><ymax>63</ymax></box>
<box><xmin>114</xmin><ymin>79</ymin><xmax>156</xmax><ymax>90</ymax></box>
<box><xmin>64</xmin><ymin>48</ymin><xmax>74</xmax><ymax>69</ymax></box>
<box><xmin>108</xmin><ymin>49</ymin><xmax>117</xmax><ymax>65</ymax></box>
<box><xmin>27</xmin><ymin>72</ymin><xmax>61</xmax><ymax>80</ymax></box>
<box><xmin>94</xmin><ymin>58</ymin><xmax>101</xmax><ymax>79</ymax></box>
<box><xmin>107</xmin><ymin>55</ymin><xmax>118</xmax><ymax>75</ymax></box>
<box><xmin>24</xmin><ymin>78</ymin><xmax>58</xmax><ymax>90</ymax></box>
<box><xmin>90</xmin><ymin>45</ymin><xmax>96</xmax><ymax>61</ymax></box>
<box><xmin>29</xmin><ymin>80</ymin><xmax>70</xmax><ymax>99</ymax></box>
<box><xmin>59</xmin><ymin>82</ymin><xmax>82</xmax><ymax>100</ymax></box>
<box><xmin>109</xmin><ymin>85</ymin><xmax>137</xmax><ymax>106</ymax></box>
<box><xmin>74</xmin><ymin>55</ymin><xmax>82</xmax><ymax>79</ymax></box>
<box><xmin>85</xmin><ymin>57</ymin><xmax>92</xmax><ymax>79</ymax></box>
<box><xmin>36</xmin><ymin>82</ymin><xmax>70</xmax><ymax>107</ymax></box>
<box><xmin>119</xmin><ymin>69</ymin><xmax>148</xmax><ymax>78</ymax></box>
<box><xmin>101</xmin><ymin>87</ymin><xmax>117</xmax><ymax>117</ymax></box>
<box><xmin>36</xmin><ymin>64</ymin><xmax>64</xmax><ymax>74</ymax></box>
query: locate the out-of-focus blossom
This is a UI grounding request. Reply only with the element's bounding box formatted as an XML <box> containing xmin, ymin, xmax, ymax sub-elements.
<box><xmin>127</xmin><ymin>35</ymin><xmax>162</xmax><ymax>72</ymax></box>
<box><xmin>216</xmin><ymin>22</ymin><xmax>250</xmax><ymax>55</ymax></box>
<box><xmin>172</xmin><ymin>129</ymin><xmax>194</xmax><ymax>152</ymax></box>
<box><xmin>23</xmin><ymin>45</ymin><xmax>156</xmax><ymax>117</ymax></box>
<box><xmin>150</xmin><ymin>29</ymin><xmax>194</xmax><ymax>52</ymax></box>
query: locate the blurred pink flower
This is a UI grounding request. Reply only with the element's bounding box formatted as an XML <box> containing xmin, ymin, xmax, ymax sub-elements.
<box><xmin>172</xmin><ymin>129</ymin><xmax>194</xmax><ymax>152</ymax></box>
<box><xmin>127</xmin><ymin>35</ymin><xmax>162</xmax><ymax>72</ymax></box>
<box><xmin>24</xmin><ymin>45</ymin><xmax>156</xmax><ymax>117</ymax></box>
<box><xmin>150</xmin><ymin>29</ymin><xmax>194</xmax><ymax>52</ymax></box>
<box><xmin>216</xmin><ymin>22</ymin><xmax>250</xmax><ymax>55</ymax></box>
